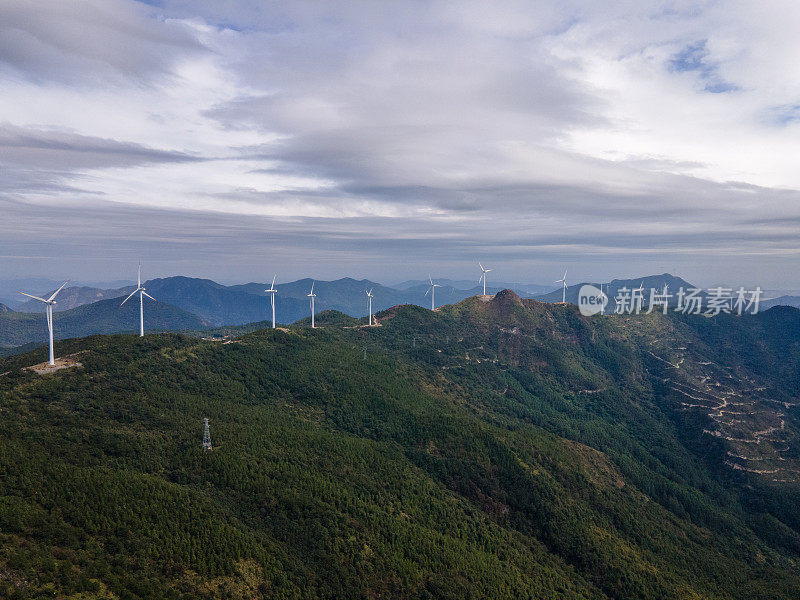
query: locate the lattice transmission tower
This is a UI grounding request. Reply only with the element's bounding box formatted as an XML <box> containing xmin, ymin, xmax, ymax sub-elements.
<box><xmin>202</xmin><ymin>417</ymin><xmax>212</xmax><ymax>450</ymax></box>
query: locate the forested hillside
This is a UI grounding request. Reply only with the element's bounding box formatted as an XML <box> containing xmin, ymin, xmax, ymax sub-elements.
<box><xmin>0</xmin><ymin>297</ymin><xmax>208</xmax><ymax>348</ymax></box>
<box><xmin>1</xmin><ymin>292</ymin><xmax>799</xmax><ymax>599</ymax></box>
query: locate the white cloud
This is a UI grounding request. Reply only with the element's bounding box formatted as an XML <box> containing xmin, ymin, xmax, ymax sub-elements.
<box><xmin>1</xmin><ymin>0</ymin><xmax>799</xmax><ymax>285</ymax></box>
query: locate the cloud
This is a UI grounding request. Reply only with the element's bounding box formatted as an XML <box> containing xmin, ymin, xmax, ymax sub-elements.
<box><xmin>0</xmin><ymin>0</ymin><xmax>205</xmax><ymax>84</ymax></box>
<box><xmin>1</xmin><ymin>0</ymin><xmax>799</xmax><ymax>288</ymax></box>
<box><xmin>0</xmin><ymin>123</ymin><xmax>203</xmax><ymax>169</ymax></box>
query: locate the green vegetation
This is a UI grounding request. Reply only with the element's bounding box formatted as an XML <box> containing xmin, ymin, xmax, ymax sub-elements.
<box><xmin>1</xmin><ymin>293</ymin><xmax>799</xmax><ymax>599</ymax></box>
<box><xmin>0</xmin><ymin>297</ymin><xmax>208</xmax><ymax>349</ymax></box>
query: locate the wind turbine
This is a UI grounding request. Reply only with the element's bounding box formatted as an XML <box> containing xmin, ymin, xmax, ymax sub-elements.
<box><xmin>120</xmin><ymin>261</ymin><xmax>156</xmax><ymax>337</ymax></box>
<box><xmin>556</xmin><ymin>270</ymin><xmax>567</xmax><ymax>303</ymax></box>
<box><xmin>425</xmin><ymin>274</ymin><xmax>441</xmax><ymax>310</ymax></box>
<box><xmin>18</xmin><ymin>279</ymin><xmax>70</xmax><ymax>366</ymax></box>
<box><xmin>478</xmin><ymin>262</ymin><xmax>492</xmax><ymax>296</ymax></box>
<box><xmin>308</xmin><ymin>281</ymin><xmax>316</xmax><ymax>328</ymax></box>
<box><xmin>365</xmin><ymin>288</ymin><xmax>374</xmax><ymax>325</ymax></box>
<box><xmin>265</xmin><ymin>275</ymin><xmax>277</xmax><ymax>328</ymax></box>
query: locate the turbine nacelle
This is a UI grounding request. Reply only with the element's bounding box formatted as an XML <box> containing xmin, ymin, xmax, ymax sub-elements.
<box><xmin>265</xmin><ymin>274</ymin><xmax>277</xmax><ymax>294</ymax></box>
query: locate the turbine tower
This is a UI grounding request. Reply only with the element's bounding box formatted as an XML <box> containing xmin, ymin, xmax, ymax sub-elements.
<box><xmin>121</xmin><ymin>261</ymin><xmax>156</xmax><ymax>337</ymax></box>
<box><xmin>202</xmin><ymin>418</ymin><xmax>212</xmax><ymax>450</ymax></box>
<box><xmin>556</xmin><ymin>270</ymin><xmax>567</xmax><ymax>303</ymax></box>
<box><xmin>425</xmin><ymin>274</ymin><xmax>441</xmax><ymax>310</ymax></box>
<box><xmin>265</xmin><ymin>274</ymin><xmax>277</xmax><ymax>328</ymax></box>
<box><xmin>308</xmin><ymin>281</ymin><xmax>317</xmax><ymax>328</ymax></box>
<box><xmin>478</xmin><ymin>262</ymin><xmax>492</xmax><ymax>296</ymax></box>
<box><xmin>18</xmin><ymin>279</ymin><xmax>70</xmax><ymax>366</ymax></box>
<box><xmin>365</xmin><ymin>288</ymin><xmax>374</xmax><ymax>325</ymax></box>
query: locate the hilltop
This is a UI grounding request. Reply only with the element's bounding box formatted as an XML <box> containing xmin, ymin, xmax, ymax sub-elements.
<box><xmin>1</xmin><ymin>292</ymin><xmax>800</xmax><ymax>599</ymax></box>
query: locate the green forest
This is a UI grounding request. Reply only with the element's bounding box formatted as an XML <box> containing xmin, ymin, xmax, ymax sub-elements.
<box><xmin>1</xmin><ymin>291</ymin><xmax>800</xmax><ymax>599</ymax></box>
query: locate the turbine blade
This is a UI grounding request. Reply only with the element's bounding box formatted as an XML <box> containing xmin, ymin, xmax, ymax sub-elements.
<box><xmin>120</xmin><ymin>288</ymin><xmax>139</xmax><ymax>306</ymax></box>
<box><xmin>18</xmin><ymin>291</ymin><xmax>48</xmax><ymax>302</ymax></box>
<box><xmin>425</xmin><ymin>287</ymin><xmax>430</xmax><ymax>297</ymax></box>
<box><xmin>47</xmin><ymin>279</ymin><xmax>71</xmax><ymax>302</ymax></box>
<box><xmin>271</xmin><ymin>274</ymin><xmax>277</xmax><ymax>288</ymax></box>
<box><xmin>138</xmin><ymin>261</ymin><xmax>141</xmax><ymax>287</ymax></box>
<box><xmin>478</xmin><ymin>262</ymin><xmax>484</xmax><ymax>270</ymax></box>
<box><xmin>142</xmin><ymin>291</ymin><xmax>156</xmax><ymax>301</ymax></box>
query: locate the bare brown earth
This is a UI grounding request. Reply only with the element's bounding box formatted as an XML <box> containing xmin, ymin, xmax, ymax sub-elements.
<box><xmin>23</xmin><ymin>352</ymin><xmax>85</xmax><ymax>375</ymax></box>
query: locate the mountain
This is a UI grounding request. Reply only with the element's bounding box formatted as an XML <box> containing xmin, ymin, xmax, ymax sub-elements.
<box><xmin>535</xmin><ymin>273</ymin><xmax>696</xmax><ymax>306</ymax></box>
<box><xmin>7</xmin><ymin>274</ymin><xmax>706</xmax><ymax>329</ymax></box>
<box><xmin>292</xmin><ymin>309</ymin><xmax>361</xmax><ymax>327</ymax></box>
<box><xmin>152</xmin><ymin>276</ymin><xmax>527</xmax><ymax>326</ymax></box>
<box><xmin>0</xmin><ymin>303</ymin><xmax>13</xmax><ymax>313</ymax></box>
<box><xmin>0</xmin><ymin>296</ymin><xmax>208</xmax><ymax>348</ymax></box>
<box><xmin>1</xmin><ymin>293</ymin><xmax>800</xmax><ymax>598</ymax></box>
<box><xmin>18</xmin><ymin>284</ymin><xmax>135</xmax><ymax>312</ymax></box>
<box><xmin>395</xmin><ymin>278</ymin><xmax>555</xmax><ymax>295</ymax></box>
<box><xmin>763</xmin><ymin>295</ymin><xmax>800</xmax><ymax>309</ymax></box>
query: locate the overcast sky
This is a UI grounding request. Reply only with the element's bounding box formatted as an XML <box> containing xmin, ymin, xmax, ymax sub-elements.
<box><xmin>2</xmin><ymin>0</ymin><xmax>799</xmax><ymax>288</ymax></box>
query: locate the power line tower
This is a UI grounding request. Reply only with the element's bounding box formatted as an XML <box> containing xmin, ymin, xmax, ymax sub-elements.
<box><xmin>202</xmin><ymin>417</ymin><xmax>212</xmax><ymax>451</ymax></box>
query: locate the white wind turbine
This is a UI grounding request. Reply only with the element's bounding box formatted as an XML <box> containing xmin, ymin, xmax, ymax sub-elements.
<box><xmin>308</xmin><ymin>281</ymin><xmax>317</xmax><ymax>328</ymax></box>
<box><xmin>425</xmin><ymin>274</ymin><xmax>441</xmax><ymax>310</ymax></box>
<box><xmin>478</xmin><ymin>262</ymin><xmax>492</xmax><ymax>296</ymax></box>
<box><xmin>556</xmin><ymin>270</ymin><xmax>567</xmax><ymax>303</ymax></box>
<box><xmin>120</xmin><ymin>261</ymin><xmax>156</xmax><ymax>337</ymax></box>
<box><xmin>365</xmin><ymin>288</ymin><xmax>374</xmax><ymax>325</ymax></box>
<box><xmin>265</xmin><ymin>275</ymin><xmax>277</xmax><ymax>328</ymax></box>
<box><xmin>18</xmin><ymin>279</ymin><xmax>70</xmax><ymax>366</ymax></box>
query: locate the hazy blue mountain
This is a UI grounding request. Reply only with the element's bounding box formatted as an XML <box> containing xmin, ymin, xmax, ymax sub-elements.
<box><xmin>18</xmin><ymin>284</ymin><xmax>136</xmax><ymax>312</ymax></box>
<box><xmin>0</xmin><ymin>277</ymin><xmax>67</xmax><ymax>298</ymax></box>
<box><xmin>535</xmin><ymin>273</ymin><xmax>696</xmax><ymax>307</ymax></box>
<box><xmin>762</xmin><ymin>295</ymin><xmax>800</xmax><ymax>309</ymax></box>
<box><xmin>143</xmin><ymin>276</ymin><xmax>312</xmax><ymax>326</ymax></box>
<box><xmin>5</xmin><ymin>273</ymin><xmax>730</xmax><ymax>332</ymax></box>
<box><xmin>0</xmin><ymin>296</ymin><xmax>208</xmax><ymax>349</ymax></box>
<box><xmin>0</xmin><ymin>303</ymin><xmax>13</xmax><ymax>313</ymax></box>
<box><xmin>0</xmin><ymin>297</ymin><xmax>20</xmax><ymax>310</ymax></box>
<box><xmin>394</xmin><ymin>277</ymin><xmax>555</xmax><ymax>295</ymax></box>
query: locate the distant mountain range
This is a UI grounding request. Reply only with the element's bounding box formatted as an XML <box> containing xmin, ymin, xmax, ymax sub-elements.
<box><xmin>0</xmin><ymin>296</ymin><xmax>207</xmax><ymax>348</ymax></box>
<box><xmin>4</xmin><ymin>273</ymin><xmax>799</xmax><ymax>351</ymax></box>
<box><xmin>763</xmin><ymin>295</ymin><xmax>800</xmax><ymax>310</ymax></box>
<box><xmin>394</xmin><ymin>278</ymin><xmax>555</xmax><ymax>295</ymax></box>
<box><xmin>535</xmin><ymin>273</ymin><xmax>697</xmax><ymax>308</ymax></box>
<box><xmin>4</xmin><ymin>276</ymin><xmax>549</xmax><ymax>330</ymax></box>
<box><xmin>17</xmin><ymin>284</ymin><xmax>136</xmax><ymax>312</ymax></box>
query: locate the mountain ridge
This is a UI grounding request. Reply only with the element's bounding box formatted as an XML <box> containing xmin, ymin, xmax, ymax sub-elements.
<box><xmin>1</xmin><ymin>295</ymin><xmax>799</xmax><ymax>598</ymax></box>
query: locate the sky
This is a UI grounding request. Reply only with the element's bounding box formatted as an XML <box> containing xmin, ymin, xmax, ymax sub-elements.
<box><xmin>2</xmin><ymin>0</ymin><xmax>800</xmax><ymax>288</ymax></box>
